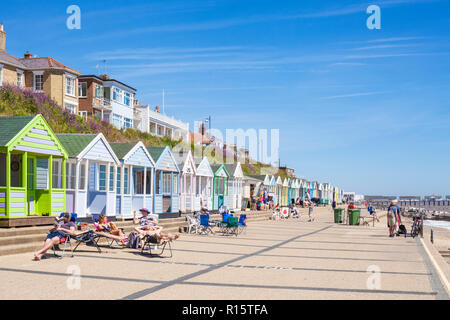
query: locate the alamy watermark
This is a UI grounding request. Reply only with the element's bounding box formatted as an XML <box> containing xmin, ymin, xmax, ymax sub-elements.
<box><xmin>366</xmin><ymin>265</ymin><xmax>381</xmax><ymax>290</ymax></box>
<box><xmin>367</xmin><ymin>5</ymin><xmax>381</xmax><ymax>30</ymax></box>
<box><xmin>66</xmin><ymin>5</ymin><xmax>81</xmax><ymax>30</ymax></box>
<box><xmin>66</xmin><ymin>265</ymin><xmax>81</xmax><ymax>290</ymax></box>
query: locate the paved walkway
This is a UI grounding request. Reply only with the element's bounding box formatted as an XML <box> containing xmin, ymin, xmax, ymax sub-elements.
<box><xmin>0</xmin><ymin>207</ymin><xmax>448</xmax><ymax>300</ymax></box>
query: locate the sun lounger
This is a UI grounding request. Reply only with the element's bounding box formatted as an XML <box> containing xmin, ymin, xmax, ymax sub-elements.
<box><xmin>140</xmin><ymin>233</ymin><xmax>173</xmax><ymax>258</ymax></box>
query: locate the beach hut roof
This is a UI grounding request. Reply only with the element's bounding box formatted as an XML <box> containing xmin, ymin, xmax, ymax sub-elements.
<box><xmin>211</xmin><ymin>164</ymin><xmax>230</xmax><ymax>177</ymax></box>
<box><xmin>224</xmin><ymin>163</ymin><xmax>243</xmax><ymax>179</ymax></box>
<box><xmin>56</xmin><ymin>134</ymin><xmax>98</xmax><ymax>158</ymax></box>
<box><xmin>110</xmin><ymin>142</ymin><xmax>155</xmax><ymax>167</ymax></box>
<box><xmin>0</xmin><ymin>115</ymin><xmax>68</xmax><ymax>158</ymax></box>
<box><xmin>196</xmin><ymin>156</ymin><xmax>214</xmax><ymax>177</ymax></box>
<box><xmin>175</xmin><ymin>150</ymin><xmax>197</xmax><ymax>175</ymax></box>
<box><xmin>56</xmin><ymin>133</ymin><xmax>119</xmax><ymax>165</ymax></box>
<box><xmin>147</xmin><ymin>146</ymin><xmax>179</xmax><ymax>172</ymax></box>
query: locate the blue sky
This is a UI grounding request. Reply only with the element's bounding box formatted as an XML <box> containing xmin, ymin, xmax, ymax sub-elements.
<box><xmin>2</xmin><ymin>0</ymin><xmax>450</xmax><ymax>196</ymax></box>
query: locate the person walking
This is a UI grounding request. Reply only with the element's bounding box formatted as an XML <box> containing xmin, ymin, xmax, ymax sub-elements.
<box><xmin>387</xmin><ymin>200</ymin><xmax>401</xmax><ymax>237</ymax></box>
<box><xmin>308</xmin><ymin>200</ymin><xmax>315</xmax><ymax>222</ymax></box>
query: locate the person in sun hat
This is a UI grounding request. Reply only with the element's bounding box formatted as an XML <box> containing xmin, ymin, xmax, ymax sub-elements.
<box><xmin>387</xmin><ymin>200</ymin><xmax>401</xmax><ymax>237</ymax></box>
<box><xmin>133</xmin><ymin>209</ymin><xmax>179</xmax><ymax>242</ymax></box>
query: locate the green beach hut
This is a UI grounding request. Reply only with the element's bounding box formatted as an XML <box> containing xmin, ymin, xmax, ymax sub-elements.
<box><xmin>211</xmin><ymin>164</ymin><xmax>230</xmax><ymax>210</ymax></box>
<box><xmin>0</xmin><ymin>115</ymin><xmax>68</xmax><ymax>223</ymax></box>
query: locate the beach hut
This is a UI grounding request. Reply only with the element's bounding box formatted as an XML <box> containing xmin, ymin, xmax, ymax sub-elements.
<box><xmin>281</xmin><ymin>178</ymin><xmax>289</xmax><ymax>206</ymax></box>
<box><xmin>224</xmin><ymin>163</ymin><xmax>244</xmax><ymax>211</ymax></box>
<box><xmin>211</xmin><ymin>164</ymin><xmax>230</xmax><ymax>210</ymax></box>
<box><xmin>275</xmin><ymin>176</ymin><xmax>283</xmax><ymax>205</ymax></box>
<box><xmin>109</xmin><ymin>142</ymin><xmax>155</xmax><ymax>218</ymax></box>
<box><xmin>146</xmin><ymin>146</ymin><xmax>180</xmax><ymax>218</ymax></box>
<box><xmin>242</xmin><ymin>175</ymin><xmax>263</xmax><ymax>210</ymax></box>
<box><xmin>269</xmin><ymin>175</ymin><xmax>277</xmax><ymax>204</ymax></box>
<box><xmin>57</xmin><ymin>133</ymin><xmax>120</xmax><ymax>218</ymax></box>
<box><xmin>195</xmin><ymin>157</ymin><xmax>214</xmax><ymax>211</ymax></box>
<box><xmin>0</xmin><ymin>115</ymin><xmax>68</xmax><ymax>224</ymax></box>
<box><xmin>175</xmin><ymin>150</ymin><xmax>197</xmax><ymax>214</ymax></box>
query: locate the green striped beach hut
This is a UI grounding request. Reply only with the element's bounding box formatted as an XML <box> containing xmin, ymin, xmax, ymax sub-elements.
<box><xmin>0</xmin><ymin>115</ymin><xmax>68</xmax><ymax>220</ymax></box>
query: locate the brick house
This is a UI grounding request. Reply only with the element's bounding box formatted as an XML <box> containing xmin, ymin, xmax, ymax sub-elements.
<box><xmin>0</xmin><ymin>24</ymin><xmax>81</xmax><ymax>114</ymax></box>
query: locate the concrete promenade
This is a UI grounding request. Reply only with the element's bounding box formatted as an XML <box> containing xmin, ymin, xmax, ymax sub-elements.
<box><xmin>0</xmin><ymin>207</ymin><xmax>449</xmax><ymax>300</ymax></box>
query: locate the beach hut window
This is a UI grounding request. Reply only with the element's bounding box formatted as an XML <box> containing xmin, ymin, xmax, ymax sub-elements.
<box><xmin>155</xmin><ymin>170</ymin><xmax>161</xmax><ymax>194</ymax></box>
<box><xmin>36</xmin><ymin>158</ymin><xmax>49</xmax><ymax>190</ymax></box>
<box><xmin>66</xmin><ymin>162</ymin><xmax>76</xmax><ymax>190</ymax></box>
<box><xmin>79</xmin><ymin>164</ymin><xmax>86</xmax><ymax>190</ymax></box>
<box><xmin>134</xmin><ymin>170</ymin><xmax>144</xmax><ymax>194</ymax></box>
<box><xmin>27</xmin><ymin>158</ymin><xmax>34</xmax><ymax>190</ymax></box>
<box><xmin>146</xmin><ymin>170</ymin><xmax>152</xmax><ymax>195</ymax></box>
<box><xmin>52</xmin><ymin>159</ymin><xmax>63</xmax><ymax>189</ymax></box>
<box><xmin>196</xmin><ymin>177</ymin><xmax>200</xmax><ymax>195</ymax></box>
<box><xmin>99</xmin><ymin>165</ymin><xmax>106</xmax><ymax>191</ymax></box>
<box><xmin>186</xmin><ymin>175</ymin><xmax>192</xmax><ymax>194</ymax></box>
<box><xmin>218</xmin><ymin>178</ymin><xmax>224</xmax><ymax>195</ymax></box>
<box><xmin>0</xmin><ymin>153</ymin><xmax>6</xmax><ymax>186</ymax></box>
<box><xmin>163</xmin><ymin>173</ymin><xmax>171</xmax><ymax>194</ymax></box>
<box><xmin>173</xmin><ymin>174</ymin><xmax>178</xmax><ymax>194</ymax></box>
<box><xmin>116</xmin><ymin>167</ymin><xmax>121</xmax><ymax>194</ymax></box>
<box><xmin>109</xmin><ymin>166</ymin><xmax>114</xmax><ymax>192</ymax></box>
<box><xmin>123</xmin><ymin>168</ymin><xmax>129</xmax><ymax>194</ymax></box>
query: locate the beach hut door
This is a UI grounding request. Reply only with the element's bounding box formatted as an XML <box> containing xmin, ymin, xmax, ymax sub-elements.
<box><xmin>27</xmin><ymin>158</ymin><xmax>35</xmax><ymax>215</ymax></box>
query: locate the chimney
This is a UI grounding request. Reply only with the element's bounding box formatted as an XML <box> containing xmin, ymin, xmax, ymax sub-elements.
<box><xmin>0</xmin><ymin>24</ymin><xmax>6</xmax><ymax>52</ymax></box>
<box><xmin>99</xmin><ymin>74</ymin><xmax>110</xmax><ymax>80</ymax></box>
<box><xmin>24</xmin><ymin>51</ymin><xmax>33</xmax><ymax>59</ymax></box>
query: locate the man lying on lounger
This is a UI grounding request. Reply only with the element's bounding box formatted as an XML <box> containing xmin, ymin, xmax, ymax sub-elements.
<box><xmin>133</xmin><ymin>209</ymin><xmax>179</xmax><ymax>242</ymax></box>
<box><xmin>33</xmin><ymin>212</ymin><xmax>87</xmax><ymax>261</ymax></box>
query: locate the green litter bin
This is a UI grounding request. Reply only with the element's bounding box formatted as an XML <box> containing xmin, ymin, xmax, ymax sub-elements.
<box><xmin>334</xmin><ymin>208</ymin><xmax>343</xmax><ymax>223</ymax></box>
<box><xmin>348</xmin><ymin>209</ymin><xmax>361</xmax><ymax>225</ymax></box>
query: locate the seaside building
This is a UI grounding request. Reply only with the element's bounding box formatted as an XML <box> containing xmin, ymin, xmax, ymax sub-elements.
<box><xmin>78</xmin><ymin>74</ymin><xmax>136</xmax><ymax>130</ymax></box>
<box><xmin>0</xmin><ymin>115</ymin><xmax>68</xmax><ymax>225</ymax></box>
<box><xmin>0</xmin><ymin>25</ymin><xmax>81</xmax><ymax>114</ymax></box>
<box><xmin>134</xmin><ymin>104</ymin><xmax>189</xmax><ymax>142</ymax></box>
<box><xmin>57</xmin><ymin>133</ymin><xmax>120</xmax><ymax>218</ymax></box>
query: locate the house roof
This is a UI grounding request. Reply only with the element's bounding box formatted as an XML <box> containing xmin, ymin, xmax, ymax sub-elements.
<box><xmin>0</xmin><ymin>116</ymin><xmax>35</xmax><ymax>146</ymax></box>
<box><xmin>56</xmin><ymin>134</ymin><xmax>97</xmax><ymax>157</ymax></box>
<box><xmin>0</xmin><ymin>51</ymin><xmax>80</xmax><ymax>75</ymax></box>
<box><xmin>109</xmin><ymin>142</ymin><xmax>137</xmax><ymax>159</ymax></box>
<box><xmin>19</xmin><ymin>57</ymin><xmax>81</xmax><ymax>75</ymax></box>
<box><xmin>0</xmin><ymin>51</ymin><xmax>26</xmax><ymax>69</ymax></box>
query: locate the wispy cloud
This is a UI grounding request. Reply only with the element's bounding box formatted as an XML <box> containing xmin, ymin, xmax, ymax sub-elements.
<box><xmin>320</xmin><ymin>91</ymin><xmax>391</xmax><ymax>100</ymax></box>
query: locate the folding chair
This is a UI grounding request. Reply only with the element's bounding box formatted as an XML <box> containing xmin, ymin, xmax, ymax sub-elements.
<box><xmin>140</xmin><ymin>234</ymin><xmax>173</xmax><ymax>258</ymax></box>
<box><xmin>218</xmin><ymin>213</ymin><xmax>231</xmax><ymax>233</ymax></box>
<box><xmin>198</xmin><ymin>214</ymin><xmax>215</xmax><ymax>235</ymax></box>
<box><xmin>51</xmin><ymin>213</ymin><xmax>78</xmax><ymax>259</ymax></box>
<box><xmin>225</xmin><ymin>217</ymin><xmax>239</xmax><ymax>236</ymax></box>
<box><xmin>237</xmin><ymin>214</ymin><xmax>247</xmax><ymax>235</ymax></box>
<box><xmin>186</xmin><ymin>214</ymin><xmax>200</xmax><ymax>234</ymax></box>
<box><xmin>91</xmin><ymin>214</ymin><xmax>126</xmax><ymax>248</ymax></box>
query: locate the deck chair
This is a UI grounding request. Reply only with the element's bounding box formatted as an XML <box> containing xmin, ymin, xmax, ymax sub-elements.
<box><xmin>140</xmin><ymin>233</ymin><xmax>173</xmax><ymax>258</ymax></box>
<box><xmin>198</xmin><ymin>214</ymin><xmax>215</xmax><ymax>235</ymax></box>
<box><xmin>91</xmin><ymin>214</ymin><xmax>127</xmax><ymax>248</ymax></box>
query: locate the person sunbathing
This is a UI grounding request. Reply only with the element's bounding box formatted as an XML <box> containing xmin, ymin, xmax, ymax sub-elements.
<box><xmin>33</xmin><ymin>212</ymin><xmax>87</xmax><ymax>261</ymax></box>
<box><xmin>96</xmin><ymin>214</ymin><xmax>127</xmax><ymax>246</ymax></box>
<box><xmin>133</xmin><ymin>209</ymin><xmax>179</xmax><ymax>242</ymax></box>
